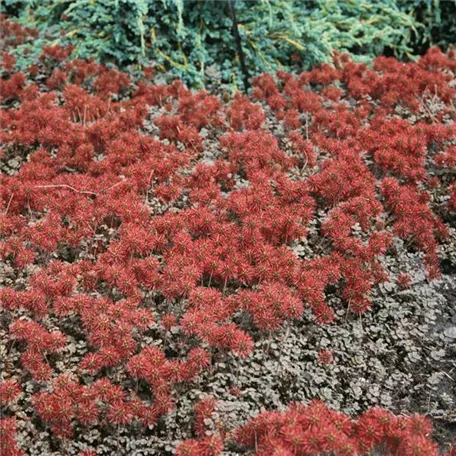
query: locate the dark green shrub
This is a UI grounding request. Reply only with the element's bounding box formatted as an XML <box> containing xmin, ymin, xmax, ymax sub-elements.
<box><xmin>404</xmin><ymin>0</ymin><xmax>456</xmax><ymax>54</ymax></box>
<box><xmin>4</xmin><ymin>0</ymin><xmax>455</xmax><ymax>87</ymax></box>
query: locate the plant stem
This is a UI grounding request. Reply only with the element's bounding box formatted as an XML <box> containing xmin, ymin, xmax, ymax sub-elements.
<box><xmin>227</xmin><ymin>0</ymin><xmax>249</xmax><ymax>93</ymax></box>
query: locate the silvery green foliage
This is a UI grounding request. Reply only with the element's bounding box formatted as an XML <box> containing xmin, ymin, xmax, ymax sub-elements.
<box><xmin>5</xmin><ymin>1</ymin><xmax>454</xmax><ymax>87</ymax></box>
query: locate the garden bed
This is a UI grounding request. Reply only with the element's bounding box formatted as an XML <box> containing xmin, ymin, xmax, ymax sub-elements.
<box><xmin>1</xmin><ymin>18</ymin><xmax>456</xmax><ymax>455</ymax></box>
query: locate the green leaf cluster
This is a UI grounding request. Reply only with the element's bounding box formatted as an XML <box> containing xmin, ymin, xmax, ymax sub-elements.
<box><xmin>4</xmin><ymin>0</ymin><xmax>455</xmax><ymax>88</ymax></box>
<box><xmin>403</xmin><ymin>0</ymin><xmax>456</xmax><ymax>53</ymax></box>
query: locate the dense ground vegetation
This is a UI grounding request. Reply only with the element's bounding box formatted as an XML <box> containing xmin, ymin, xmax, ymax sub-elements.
<box><xmin>3</xmin><ymin>0</ymin><xmax>456</xmax><ymax>87</ymax></box>
<box><xmin>1</xmin><ymin>12</ymin><xmax>456</xmax><ymax>456</ymax></box>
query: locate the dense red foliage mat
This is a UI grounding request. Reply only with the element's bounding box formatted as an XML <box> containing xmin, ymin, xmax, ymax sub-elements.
<box><xmin>1</xmin><ymin>17</ymin><xmax>456</xmax><ymax>456</ymax></box>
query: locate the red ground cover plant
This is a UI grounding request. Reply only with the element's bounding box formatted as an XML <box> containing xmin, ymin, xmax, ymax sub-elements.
<box><xmin>175</xmin><ymin>397</ymin><xmax>224</xmax><ymax>456</ymax></box>
<box><xmin>1</xmin><ymin>417</ymin><xmax>26</xmax><ymax>456</ymax></box>
<box><xmin>177</xmin><ymin>400</ymin><xmax>456</xmax><ymax>456</ymax></box>
<box><xmin>1</xmin><ymin>16</ymin><xmax>455</xmax><ymax>454</ymax></box>
<box><xmin>234</xmin><ymin>401</ymin><xmax>448</xmax><ymax>456</ymax></box>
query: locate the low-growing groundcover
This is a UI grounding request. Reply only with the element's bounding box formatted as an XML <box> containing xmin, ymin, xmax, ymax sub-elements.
<box><xmin>1</xmin><ymin>16</ymin><xmax>456</xmax><ymax>456</ymax></box>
